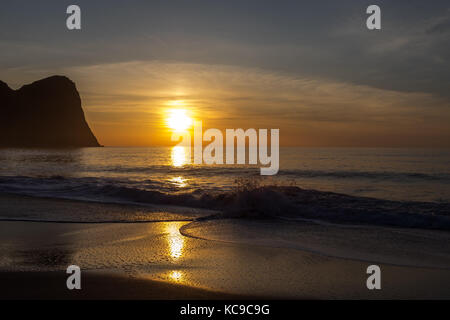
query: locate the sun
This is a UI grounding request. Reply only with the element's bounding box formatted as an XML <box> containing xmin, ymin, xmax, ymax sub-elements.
<box><xmin>166</xmin><ymin>109</ymin><xmax>192</xmax><ymax>131</ymax></box>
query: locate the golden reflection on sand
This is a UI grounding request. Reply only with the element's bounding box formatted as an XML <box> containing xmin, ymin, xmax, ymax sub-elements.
<box><xmin>165</xmin><ymin>222</ymin><xmax>185</xmax><ymax>260</ymax></box>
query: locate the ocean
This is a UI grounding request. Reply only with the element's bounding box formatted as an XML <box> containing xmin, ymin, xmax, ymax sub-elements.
<box><xmin>0</xmin><ymin>147</ymin><xmax>449</xmax><ymax>203</ymax></box>
<box><xmin>1</xmin><ymin>146</ymin><xmax>450</xmax><ymax>270</ymax></box>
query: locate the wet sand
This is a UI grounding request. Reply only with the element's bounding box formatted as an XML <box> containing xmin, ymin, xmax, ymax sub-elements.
<box><xmin>0</xmin><ymin>194</ymin><xmax>449</xmax><ymax>299</ymax></box>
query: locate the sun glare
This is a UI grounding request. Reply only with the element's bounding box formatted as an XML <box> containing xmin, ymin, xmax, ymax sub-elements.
<box><xmin>166</xmin><ymin>109</ymin><xmax>193</xmax><ymax>131</ymax></box>
<box><xmin>171</xmin><ymin>146</ymin><xmax>190</xmax><ymax>167</ymax></box>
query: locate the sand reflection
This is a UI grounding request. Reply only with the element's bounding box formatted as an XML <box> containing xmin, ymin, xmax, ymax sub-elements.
<box><xmin>165</xmin><ymin>222</ymin><xmax>185</xmax><ymax>260</ymax></box>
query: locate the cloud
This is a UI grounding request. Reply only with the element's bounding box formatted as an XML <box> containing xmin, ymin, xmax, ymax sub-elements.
<box><xmin>426</xmin><ymin>10</ymin><xmax>450</xmax><ymax>34</ymax></box>
<box><xmin>55</xmin><ymin>60</ymin><xmax>450</xmax><ymax>146</ymax></box>
<box><xmin>1</xmin><ymin>1</ymin><xmax>449</xmax><ymax>146</ymax></box>
<box><xmin>2</xmin><ymin>59</ymin><xmax>449</xmax><ymax>147</ymax></box>
<box><xmin>1</xmin><ymin>1</ymin><xmax>449</xmax><ymax>98</ymax></box>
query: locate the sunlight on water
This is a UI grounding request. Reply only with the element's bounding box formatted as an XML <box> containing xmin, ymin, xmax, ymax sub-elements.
<box><xmin>169</xmin><ymin>270</ymin><xmax>184</xmax><ymax>282</ymax></box>
<box><xmin>1</xmin><ymin>147</ymin><xmax>450</xmax><ymax>203</ymax></box>
<box><xmin>171</xmin><ymin>146</ymin><xmax>190</xmax><ymax>167</ymax></box>
<box><xmin>170</xmin><ymin>176</ymin><xmax>188</xmax><ymax>188</ymax></box>
<box><xmin>165</xmin><ymin>222</ymin><xmax>185</xmax><ymax>260</ymax></box>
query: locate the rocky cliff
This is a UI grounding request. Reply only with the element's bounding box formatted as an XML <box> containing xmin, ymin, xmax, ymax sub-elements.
<box><xmin>0</xmin><ymin>76</ymin><xmax>100</xmax><ymax>147</ymax></box>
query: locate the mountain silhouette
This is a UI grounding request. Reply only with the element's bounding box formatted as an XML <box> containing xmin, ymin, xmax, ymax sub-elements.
<box><xmin>0</xmin><ymin>76</ymin><xmax>100</xmax><ymax>147</ymax></box>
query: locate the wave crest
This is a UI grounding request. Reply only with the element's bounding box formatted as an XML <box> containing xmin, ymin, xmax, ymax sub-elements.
<box><xmin>0</xmin><ymin>175</ymin><xmax>449</xmax><ymax>230</ymax></box>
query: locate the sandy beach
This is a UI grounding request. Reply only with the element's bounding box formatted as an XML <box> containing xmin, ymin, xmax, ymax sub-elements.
<box><xmin>1</xmin><ymin>193</ymin><xmax>449</xmax><ymax>299</ymax></box>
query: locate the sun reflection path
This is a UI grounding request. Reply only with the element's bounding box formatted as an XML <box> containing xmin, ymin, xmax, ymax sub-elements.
<box><xmin>171</xmin><ymin>146</ymin><xmax>190</xmax><ymax>167</ymax></box>
<box><xmin>165</xmin><ymin>222</ymin><xmax>185</xmax><ymax>260</ymax></box>
<box><xmin>169</xmin><ymin>270</ymin><xmax>184</xmax><ymax>282</ymax></box>
<box><xmin>170</xmin><ymin>176</ymin><xmax>188</xmax><ymax>188</ymax></box>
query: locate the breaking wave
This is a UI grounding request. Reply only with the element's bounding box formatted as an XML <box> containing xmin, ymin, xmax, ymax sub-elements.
<box><xmin>0</xmin><ymin>175</ymin><xmax>449</xmax><ymax>230</ymax></box>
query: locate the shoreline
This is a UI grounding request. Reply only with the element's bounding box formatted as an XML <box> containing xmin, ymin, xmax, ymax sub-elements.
<box><xmin>1</xmin><ymin>193</ymin><xmax>450</xmax><ymax>299</ymax></box>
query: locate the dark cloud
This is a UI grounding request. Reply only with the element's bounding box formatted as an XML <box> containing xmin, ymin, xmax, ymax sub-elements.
<box><xmin>1</xmin><ymin>0</ymin><xmax>449</xmax><ymax>98</ymax></box>
<box><xmin>426</xmin><ymin>12</ymin><xmax>450</xmax><ymax>34</ymax></box>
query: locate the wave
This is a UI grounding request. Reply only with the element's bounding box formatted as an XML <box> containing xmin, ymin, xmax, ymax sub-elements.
<box><xmin>62</xmin><ymin>163</ymin><xmax>450</xmax><ymax>182</ymax></box>
<box><xmin>0</xmin><ymin>175</ymin><xmax>449</xmax><ymax>230</ymax></box>
<box><xmin>280</xmin><ymin>169</ymin><xmax>450</xmax><ymax>182</ymax></box>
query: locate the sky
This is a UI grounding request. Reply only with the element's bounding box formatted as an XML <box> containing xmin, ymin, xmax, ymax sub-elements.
<box><xmin>1</xmin><ymin>0</ymin><xmax>449</xmax><ymax>147</ymax></box>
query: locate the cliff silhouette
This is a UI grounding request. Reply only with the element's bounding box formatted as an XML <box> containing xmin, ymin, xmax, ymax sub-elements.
<box><xmin>0</xmin><ymin>76</ymin><xmax>100</xmax><ymax>147</ymax></box>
